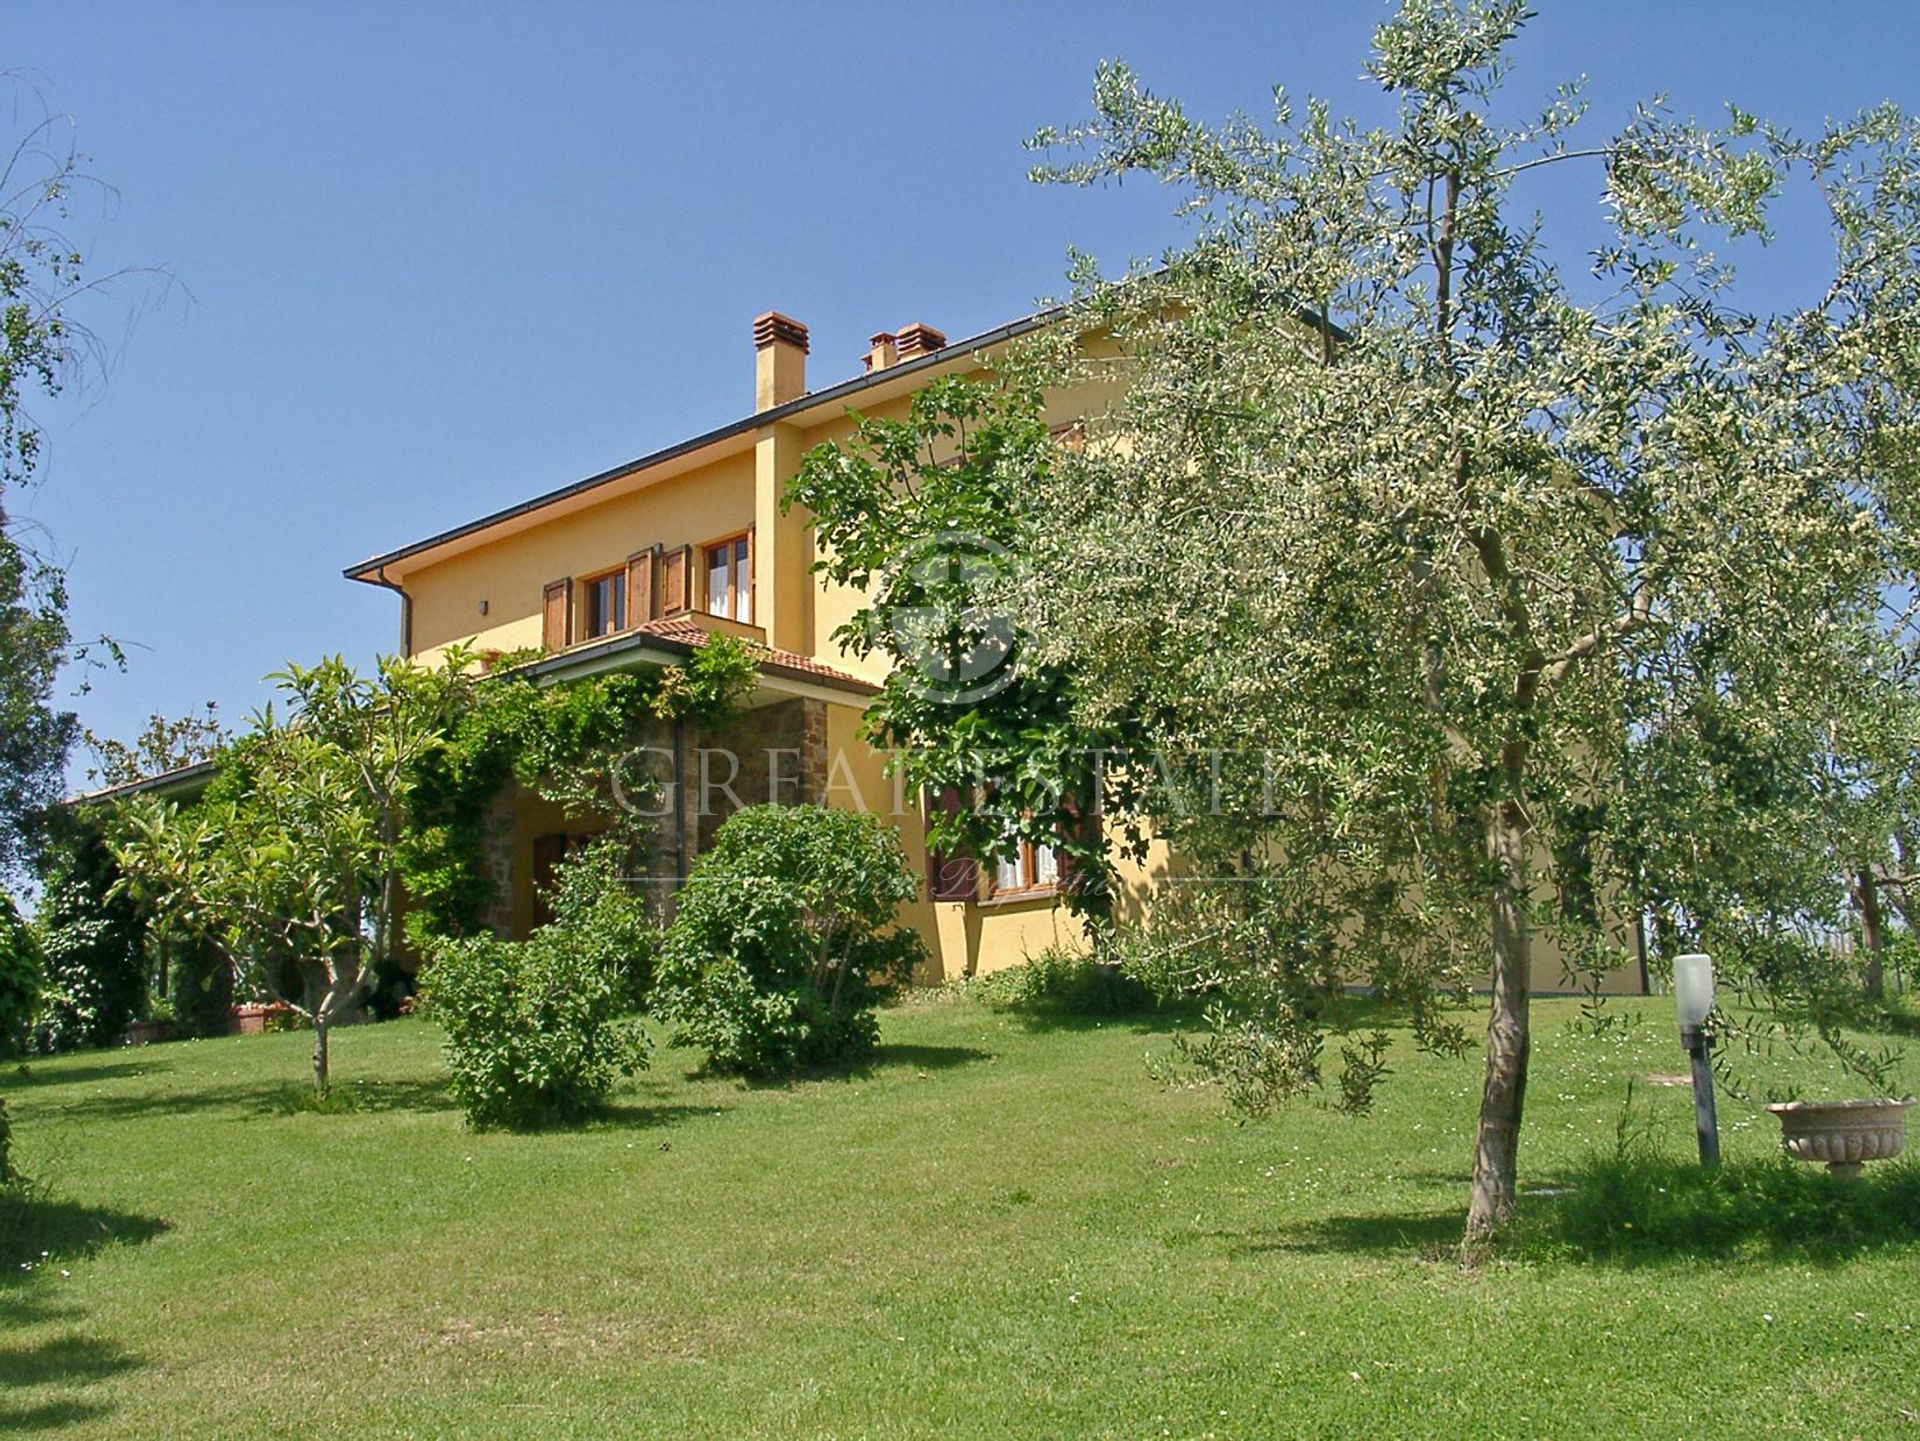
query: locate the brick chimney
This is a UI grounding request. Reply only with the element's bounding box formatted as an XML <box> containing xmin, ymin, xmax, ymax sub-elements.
<box><xmin>894</xmin><ymin>322</ymin><xmax>947</xmax><ymax>361</ymax></box>
<box><xmin>753</xmin><ymin>311</ymin><xmax>809</xmax><ymax>410</ymax></box>
<box><xmin>863</xmin><ymin>331</ymin><xmax>899</xmax><ymax>374</ymax></box>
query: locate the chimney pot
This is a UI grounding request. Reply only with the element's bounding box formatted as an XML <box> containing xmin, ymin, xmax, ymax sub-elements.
<box><xmin>894</xmin><ymin>322</ymin><xmax>947</xmax><ymax>360</ymax></box>
<box><xmin>753</xmin><ymin>311</ymin><xmax>808</xmax><ymax>409</ymax></box>
<box><xmin>864</xmin><ymin>330</ymin><xmax>899</xmax><ymax>374</ymax></box>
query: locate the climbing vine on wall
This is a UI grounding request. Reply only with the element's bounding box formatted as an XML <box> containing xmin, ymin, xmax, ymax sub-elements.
<box><xmin>396</xmin><ymin>637</ymin><xmax>757</xmax><ymax>947</ymax></box>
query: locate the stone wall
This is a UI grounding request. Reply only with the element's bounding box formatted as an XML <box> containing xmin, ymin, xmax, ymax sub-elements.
<box><xmin>468</xmin><ymin>697</ymin><xmax>830</xmax><ymax>941</ymax></box>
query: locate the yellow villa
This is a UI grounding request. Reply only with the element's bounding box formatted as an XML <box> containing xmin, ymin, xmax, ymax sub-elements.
<box><xmin>333</xmin><ymin>303</ymin><xmax>1645</xmax><ymax>997</ymax></box>
<box><xmin>342</xmin><ymin>308</ymin><xmax>1111</xmax><ymax>983</ymax></box>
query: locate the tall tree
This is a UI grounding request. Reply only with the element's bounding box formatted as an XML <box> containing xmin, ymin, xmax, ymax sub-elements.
<box><xmin>1027</xmin><ymin>0</ymin><xmax>1920</xmax><ymax>1241</ymax></box>
<box><xmin>82</xmin><ymin>703</ymin><xmax>229</xmax><ymax>790</ymax></box>
<box><xmin>788</xmin><ymin>377</ymin><xmax>1123</xmax><ymax>924</ymax></box>
<box><xmin>0</xmin><ymin>100</ymin><xmax>91</xmax><ymax>877</ymax></box>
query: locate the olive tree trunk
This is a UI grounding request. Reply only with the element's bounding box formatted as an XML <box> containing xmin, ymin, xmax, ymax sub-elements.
<box><xmin>1466</xmin><ymin>795</ymin><xmax>1532</xmax><ymax>1245</ymax></box>
<box><xmin>1853</xmin><ymin>867</ymin><xmax>1886</xmax><ymax>1001</ymax></box>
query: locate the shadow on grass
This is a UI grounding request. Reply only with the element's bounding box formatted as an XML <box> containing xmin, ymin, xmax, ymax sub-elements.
<box><xmin>706</xmin><ymin>1043</ymin><xmax>997</xmax><ymax>1090</ymax></box>
<box><xmin>0</xmin><ymin>1310</ymin><xmax>140</xmax><ymax>1434</ymax></box>
<box><xmin>6</xmin><ymin>1059</ymin><xmax>174</xmax><ymax>1090</ymax></box>
<box><xmin>0</xmin><ymin>1188</ymin><xmax>159</xmax><ymax>1430</ymax></box>
<box><xmin>1197</xmin><ymin>1155</ymin><xmax>1920</xmax><ymax>1267</ymax></box>
<box><xmin>1173</xmin><ymin>1210</ymin><xmax>1466</xmax><ymax>1260</ymax></box>
<box><xmin>0</xmin><ymin>1396</ymin><xmax>114</xmax><ymax>1433</ymax></box>
<box><xmin>1512</xmin><ymin>1152</ymin><xmax>1920</xmax><ymax>1266</ymax></box>
<box><xmin>30</xmin><ymin>1075</ymin><xmax>455</xmax><ymax>1125</ymax></box>
<box><xmin>995</xmin><ymin>1003</ymin><xmax>1202</xmax><ymax>1037</ymax></box>
<box><xmin>871</xmin><ymin>1043</ymin><xmax>994</xmax><ymax>1073</ymax></box>
<box><xmin>0</xmin><ymin>1333</ymin><xmax>140</xmax><ymax>1388</ymax></box>
<box><xmin>255</xmin><ymin>1077</ymin><xmax>455</xmax><ymax>1117</ymax></box>
<box><xmin>0</xmin><ymin>1189</ymin><xmax>170</xmax><ymax>1280</ymax></box>
<box><xmin>586</xmin><ymin>1101</ymin><xmax>732</xmax><ymax>1133</ymax></box>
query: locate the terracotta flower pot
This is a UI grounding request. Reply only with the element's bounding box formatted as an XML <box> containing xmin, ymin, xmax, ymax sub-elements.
<box><xmin>1765</xmin><ymin>1098</ymin><xmax>1912</xmax><ymax>1180</ymax></box>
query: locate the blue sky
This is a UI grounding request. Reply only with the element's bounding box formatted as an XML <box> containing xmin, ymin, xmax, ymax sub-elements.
<box><xmin>11</xmin><ymin>2</ymin><xmax>1920</xmax><ymax>780</ymax></box>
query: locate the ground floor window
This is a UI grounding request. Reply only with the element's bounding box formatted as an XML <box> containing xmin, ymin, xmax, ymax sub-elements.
<box><xmin>989</xmin><ymin>821</ymin><xmax>1061</xmax><ymax>899</ymax></box>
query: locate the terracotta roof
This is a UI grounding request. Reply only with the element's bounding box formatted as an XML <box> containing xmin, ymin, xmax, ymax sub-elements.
<box><xmin>628</xmin><ymin>616</ymin><xmax>877</xmax><ymax>693</ymax></box>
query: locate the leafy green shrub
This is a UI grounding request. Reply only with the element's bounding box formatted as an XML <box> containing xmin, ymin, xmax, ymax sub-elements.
<box><xmin>423</xmin><ymin>931</ymin><xmax>645</xmax><ymax>1129</ymax></box>
<box><xmin>0</xmin><ymin>894</ymin><xmax>43</xmax><ymax>1057</ymax></box>
<box><xmin>656</xmin><ymin>805</ymin><xmax>924</xmax><ymax>1075</ymax></box>
<box><xmin>421</xmin><ymin>844</ymin><xmax>651</xmax><ymax>1130</ymax></box>
<box><xmin>542</xmin><ymin>840</ymin><xmax>658</xmax><ymax>1007</ymax></box>
<box><xmin>970</xmin><ymin>946</ymin><xmax>1158</xmax><ymax>1018</ymax></box>
<box><xmin>32</xmin><ymin>828</ymin><xmax>149</xmax><ymax>1052</ymax></box>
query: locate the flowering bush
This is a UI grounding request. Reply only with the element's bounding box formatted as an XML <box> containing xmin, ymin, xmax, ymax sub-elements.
<box><xmin>0</xmin><ymin>895</ymin><xmax>42</xmax><ymax>1058</ymax></box>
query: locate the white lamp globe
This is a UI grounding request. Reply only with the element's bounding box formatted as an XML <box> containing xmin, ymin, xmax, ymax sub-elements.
<box><xmin>1674</xmin><ymin>952</ymin><xmax>1715</xmax><ymax>1036</ymax></box>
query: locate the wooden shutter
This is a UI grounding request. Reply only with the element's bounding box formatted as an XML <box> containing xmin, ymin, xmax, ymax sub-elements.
<box><xmin>924</xmin><ymin>787</ymin><xmax>979</xmax><ymax>903</ymax></box>
<box><xmin>626</xmin><ymin>547</ymin><xmax>657</xmax><ymax>628</ymax></box>
<box><xmin>661</xmin><ymin>543</ymin><xmax>693</xmax><ymax>616</ymax></box>
<box><xmin>1055</xmin><ymin>795</ymin><xmax>1086</xmax><ymax>895</ymax></box>
<box><xmin>542</xmin><ymin>578</ymin><xmax>572</xmax><ymax>651</ymax></box>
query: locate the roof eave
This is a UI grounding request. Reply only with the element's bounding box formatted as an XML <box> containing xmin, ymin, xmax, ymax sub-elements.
<box><xmin>342</xmin><ymin>305</ymin><xmax>1065</xmax><ymax>585</ymax></box>
<box><xmin>67</xmin><ymin>758</ymin><xmax>221</xmax><ymax>808</ymax></box>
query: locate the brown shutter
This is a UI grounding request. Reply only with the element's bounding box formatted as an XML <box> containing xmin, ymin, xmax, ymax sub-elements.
<box><xmin>1055</xmin><ymin>795</ymin><xmax>1088</xmax><ymax>892</ymax></box>
<box><xmin>542</xmin><ymin>578</ymin><xmax>572</xmax><ymax>651</ymax></box>
<box><xmin>925</xmin><ymin>787</ymin><xmax>978</xmax><ymax>903</ymax></box>
<box><xmin>661</xmin><ymin>543</ymin><xmax>693</xmax><ymax>616</ymax></box>
<box><xmin>626</xmin><ymin>547</ymin><xmax>657</xmax><ymax>627</ymax></box>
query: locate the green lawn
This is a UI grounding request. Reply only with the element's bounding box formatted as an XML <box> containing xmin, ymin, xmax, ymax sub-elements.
<box><xmin>3</xmin><ymin>992</ymin><xmax>1917</xmax><ymax>1439</ymax></box>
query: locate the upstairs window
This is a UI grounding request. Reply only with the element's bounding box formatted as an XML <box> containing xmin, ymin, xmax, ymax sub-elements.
<box><xmin>703</xmin><ymin>531</ymin><xmax>752</xmax><ymax>623</ymax></box>
<box><xmin>583</xmin><ymin>570</ymin><xmax>626</xmax><ymax>639</ymax></box>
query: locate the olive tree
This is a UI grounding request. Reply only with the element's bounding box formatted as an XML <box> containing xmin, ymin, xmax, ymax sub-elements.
<box><xmin>1025</xmin><ymin>0</ymin><xmax>1920</xmax><ymax>1241</ymax></box>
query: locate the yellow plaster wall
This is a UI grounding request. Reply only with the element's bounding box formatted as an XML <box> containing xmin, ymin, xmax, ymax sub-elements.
<box><xmin>820</xmin><ymin>699</ymin><xmax>1089</xmax><ymax>982</ymax></box>
<box><xmin>404</xmin><ymin>453</ymin><xmax>756</xmax><ymax>662</ymax></box>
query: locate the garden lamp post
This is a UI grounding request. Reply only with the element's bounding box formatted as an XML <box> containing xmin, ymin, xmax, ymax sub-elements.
<box><xmin>1674</xmin><ymin>952</ymin><xmax>1720</xmax><ymax>1168</ymax></box>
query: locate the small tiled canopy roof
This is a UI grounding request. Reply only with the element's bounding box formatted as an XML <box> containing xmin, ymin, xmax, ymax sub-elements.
<box><xmin>630</xmin><ymin>616</ymin><xmax>874</xmax><ymax>691</ymax></box>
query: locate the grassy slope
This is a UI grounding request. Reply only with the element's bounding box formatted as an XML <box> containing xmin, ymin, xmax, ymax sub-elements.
<box><xmin>2</xmin><ymin>995</ymin><xmax>1916</xmax><ymax>1440</ymax></box>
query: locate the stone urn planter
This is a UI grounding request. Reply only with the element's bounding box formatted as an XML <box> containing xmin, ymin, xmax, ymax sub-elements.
<box><xmin>1765</xmin><ymin>1098</ymin><xmax>1912</xmax><ymax>1179</ymax></box>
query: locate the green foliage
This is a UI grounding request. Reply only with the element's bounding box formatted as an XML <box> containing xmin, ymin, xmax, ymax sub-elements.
<box><xmin>537</xmin><ymin>840</ymin><xmax>659</xmax><ymax>1007</ymax></box>
<box><xmin>657</xmin><ymin>804</ymin><xmax>925</xmax><ymax>1074</ymax></box>
<box><xmin>82</xmin><ymin>703</ymin><xmax>228</xmax><ymax>790</ymax></box>
<box><xmin>113</xmin><ymin>651</ymin><xmax>479</xmax><ymax>1089</ymax></box>
<box><xmin>967</xmin><ymin>945</ymin><xmax>1158</xmax><ymax>1019</ymax></box>
<box><xmin>0</xmin><ymin>891</ymin><xmax>43</xmax><ymax>1056</ymax></box>
<box><xmin>165</xmin><ymin>933</ymin><xmax>233</xmax><ymax>1038</ymax></box>
<box><xmin>1022</xmin><ymin>0</ymin><xmax>1920</xmax><ymax>1231</ymax></box>
<box><xmin>397</xmin><ymin>636</ymin><xmax>755</xmax><ymax>946</ymax></box>
<box><xmin>421</xmin><ymin>847</ymin><xmax>651</xmax><ymax>1131</ymax></box>
<box><xmin>0</xmin><ymin>100</ymin><xmax>103</xmax><ymax>880</ymax></box>
<box><xmin>0</xmin><ymin>532</ymin><xmax>76</xmax><ymax>879</ymax></box>
<box><xmin>788</xmin><ymin>377</ymin><xmax>1122</xmax><ymax>919</ymax></box>
<box><xmin>31</xmin><ymin>820</ymin><xmax>149</xmax><ymax>1052</ymax></box>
